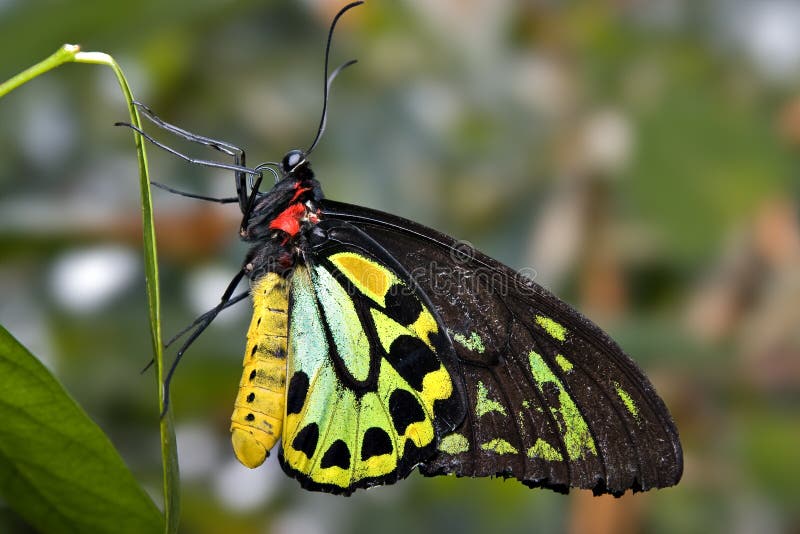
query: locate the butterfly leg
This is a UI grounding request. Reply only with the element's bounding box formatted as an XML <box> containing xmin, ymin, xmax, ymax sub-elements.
<box><xmin>118</xmin><ymin>101</ymin><xmax>270</xmax><ymax>209</ymax></box>
<box><xmin>239</xmin><ymin>172</ymin><xmax>264</xmax><ymax>233</ymax></box>
<box><xmin>115</xmin><ymin>121</ymin><xmax>259</xmax><ymax>177</ymax></box>
<box><xmin>140</xmin><ymin>288</ymin><xmax>249</xmax><ymax>372</ymax></box>
<box><xmin>151</xmin><ymin>181</ymin><xmax>239</xmax><ymax>204</ymax></box>
<box><xmin>133</xmin><ymin>101</ymin><xmax>243</xmax><ymax>159</ymax></box>
<box><xmin>159</xmin><ymin>268</ymin><xmax>250</xmax><ymax>416</ymax></box>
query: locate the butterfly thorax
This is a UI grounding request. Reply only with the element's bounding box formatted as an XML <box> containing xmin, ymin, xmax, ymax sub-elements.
<box><xmin>241</xmin><ymin>159</ymin><xmax>324</xmax><ymax>280</ymax></box>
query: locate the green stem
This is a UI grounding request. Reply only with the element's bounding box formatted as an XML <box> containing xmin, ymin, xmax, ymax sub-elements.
<box><xmin>71</xmin><ymin>50</ymin><xmax>161</xmax><ymax>349</ymax></box>
<box><xmin>73</xmin><ymin>50</ymin><xmax>179</xmax><ymax>534</ymax></box>
<box><xmin>0</xmin><ymin>44</ymin><xmax>80</xmax><ymax>97</ymax></box>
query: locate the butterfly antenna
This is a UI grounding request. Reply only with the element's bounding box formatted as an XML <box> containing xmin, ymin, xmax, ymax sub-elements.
<box><xmin>306</xmin><ymin>1</ymin><xmax>364</xmax><ymax>156</ymax></box>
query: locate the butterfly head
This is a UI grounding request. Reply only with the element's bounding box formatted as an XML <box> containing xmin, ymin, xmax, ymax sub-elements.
<box><xmin>281</xmin><ymin>149</ymin><xmax>310</xmax><ymax>177</ymax></box>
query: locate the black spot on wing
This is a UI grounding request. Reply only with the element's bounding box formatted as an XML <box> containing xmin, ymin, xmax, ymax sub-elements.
<box><xmin>320</xmin><ymin>439</ymin><xmax>351</xmax><ymax>470</ymax></box>
<box><xmin>389</xmin><ymin>389</ymin><xmax>426</xmax><ymax>435</ymax></box>
<box><xmin>286</xmin><ymin>371</ymin><xmax>309</xmax><ymax>415</ymax></box>
<box><xmin>385</xmin><ymin>336</ymin><xmax>439</xmax><ymax>391</ymax></box>
<box><xmin>292</xmin><ymin>423</ymin><xmax>319</xmax><ymax>459</ymax></box>
<box><xmin>383</xmin><ymin>284</ymin><xmax>422</xmax><ymax>325</ymax></box>
<box><xmin>361</xmin><ymin>427</ymin><xmax>393</xmax><ymax>460</ymax></box>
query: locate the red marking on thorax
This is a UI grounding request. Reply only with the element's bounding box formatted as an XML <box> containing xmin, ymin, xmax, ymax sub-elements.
<box><xmin>290</xmin><ymin>185</ymin><xmax>312</xmax><ymax>203</ymax></box>
<box><xmin>269</xmin><ymin>202</ymin><xmax>306</xmax><ymax>236</ymax></box>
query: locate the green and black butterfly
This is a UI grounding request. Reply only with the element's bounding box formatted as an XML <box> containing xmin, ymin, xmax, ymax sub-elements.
<box><xmin>128</xmin><ymin>1</ymin><xmax>682</xmax><ymax>496</ymax></box>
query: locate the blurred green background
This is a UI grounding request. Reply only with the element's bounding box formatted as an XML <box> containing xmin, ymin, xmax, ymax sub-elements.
<box><xmin>1</xmin><ymin>0</ymin><xmax>799</xmax><ymax>533</ymax></box>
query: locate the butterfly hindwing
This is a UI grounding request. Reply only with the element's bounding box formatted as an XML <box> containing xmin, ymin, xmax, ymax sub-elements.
<box><xmin>279</xmin><ymin>221</ymin><xmax>466</xmax><ymax>494</ymax></box>
<box><xmin>319</xmin><ymin>200</ymin><xmax>683</xmax><ymax>495</ymax></box>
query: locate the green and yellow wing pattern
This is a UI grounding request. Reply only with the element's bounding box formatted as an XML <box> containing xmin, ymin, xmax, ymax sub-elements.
<box><xmin>280</xmin><ymin>234</ymin><xmax>466</xmax><ymax>494</ymax></box>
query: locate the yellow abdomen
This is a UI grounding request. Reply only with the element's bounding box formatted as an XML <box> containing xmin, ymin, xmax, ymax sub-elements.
<box><xmin>230</xmin><ymin>272</ymin><xmax>289</xmax><ymax>468</ymax></box>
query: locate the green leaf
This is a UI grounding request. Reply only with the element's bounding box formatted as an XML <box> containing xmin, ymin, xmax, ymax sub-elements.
<box><xmin>0</xmin><ymin>325</ymin><xmax>163</xmax><ymax>534</ymax></box>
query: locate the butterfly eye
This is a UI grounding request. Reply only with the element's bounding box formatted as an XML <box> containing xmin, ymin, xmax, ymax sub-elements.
<box><xmin>282</xmin><ymin>150</ymin><xmax>306</xmax><ymax>173</ymax></box>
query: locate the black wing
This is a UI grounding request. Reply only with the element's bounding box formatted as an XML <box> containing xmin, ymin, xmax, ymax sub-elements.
<box><xmin>319</xmin><ymin>199</ymin><xmax>683</xmax><ymax>495</ymax></box>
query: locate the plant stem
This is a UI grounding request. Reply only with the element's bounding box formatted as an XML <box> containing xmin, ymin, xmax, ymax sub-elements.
<box><xmin>0</xmin><ymin>44</ymin><xmax>79</xmax><ymax>97</ymax></box>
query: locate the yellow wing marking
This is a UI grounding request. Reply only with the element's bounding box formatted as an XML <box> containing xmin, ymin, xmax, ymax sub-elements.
<box><xmin>409</xmin><ymin>306</ymin><xmax>438</xmax><ymax>350</ymax></box>
<box><xmin>329</xmin><ymin>251</ymin><xmax>398</xmax><ymax>307</ymax></box>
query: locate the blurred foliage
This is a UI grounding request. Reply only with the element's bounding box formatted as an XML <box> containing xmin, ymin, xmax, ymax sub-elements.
<box><xmin>1</xmin><ymin>0</ymin><xmax>799</xmax><ymax>533</ymax></box>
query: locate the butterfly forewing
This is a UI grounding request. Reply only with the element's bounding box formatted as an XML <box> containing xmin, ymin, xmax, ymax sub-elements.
<box><xmin>319</xmin><ymin>200</ymin><xmax>683</xmax><ymax>495</ymax></box>
<box><xmin>279</xmin><ymin>225</ymin><xmax>466</xmax><ymax>494</ymax></box>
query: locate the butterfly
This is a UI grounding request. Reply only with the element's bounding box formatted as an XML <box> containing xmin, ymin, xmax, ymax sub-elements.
<box><xmin>127</xmin><ymin>1</ymin><xmax>682</xmax><ymax>496</ymax></box>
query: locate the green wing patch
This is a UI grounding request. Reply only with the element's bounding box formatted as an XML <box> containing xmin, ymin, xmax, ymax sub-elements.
<box><xmin>280</xmin><ymin>254</ymin><xmax>459</xmax><ymax>494</ymax></box>
<box><xmin>528</xmin><ymin>350</ymin><xmax>597</xmax><ymax>460</ymax></box>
